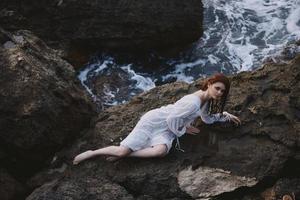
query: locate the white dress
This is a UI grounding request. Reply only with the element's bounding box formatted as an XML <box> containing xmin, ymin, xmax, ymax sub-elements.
<box><xmin>120</xmin><ymin>94</ymin><xmax>230</xmax><ymax>153</ymax></box>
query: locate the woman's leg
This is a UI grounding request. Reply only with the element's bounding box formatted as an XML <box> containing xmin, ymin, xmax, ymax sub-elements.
<box><xmin>106</xmin><ymin>144</ymin><xmax>168</xmax><ymax>161</ymax></box>
<box><xmin>73</xmin><ymin>145</ymin><xmax>131</xmax><ymax>165</ymax></box>
<box><xmin>129</xmin><ymin>144</ymin><xmax>168</xmax><ymax>158</ymax></box>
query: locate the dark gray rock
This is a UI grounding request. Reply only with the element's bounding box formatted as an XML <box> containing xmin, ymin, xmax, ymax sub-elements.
<box><xmin>0</xmin><ymin>0</ymin><xmax>203</xmax><ymax>52</ymax></box>
<box><xmin>26</xmin><ymin>177</ymin><xmax>135</xmax><ymax>200</ymax></box>
<box><xmin>0</xmin><ymin>168</ymin><xmax>26</xmax><ymax>200</ymax></box>
<box><xmin>257</xmin><ymin>178</ymin><xmax>300</xmax><ymax>200</ymax></box>
<box><xmin>0</xmin><ymin>28</ymin><xmax>96</xmax><ymax>179</ymax></box>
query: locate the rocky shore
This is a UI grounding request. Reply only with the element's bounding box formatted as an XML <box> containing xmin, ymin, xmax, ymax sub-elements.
<box><xmin>23</xmin><ymin>53</ymin><xmax>300</xmax><ymax>200</ymax></box>
<box><xmin>1</xmin><ymin>1</ymin><xmax>300</xmax><ymax>200</ymax></box>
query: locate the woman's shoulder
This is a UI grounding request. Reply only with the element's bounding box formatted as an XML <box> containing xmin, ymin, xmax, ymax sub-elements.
<box><xmin>178</xmin><ymin>93</ymin><xmax>201</xmax><ymax>106</ymax></box>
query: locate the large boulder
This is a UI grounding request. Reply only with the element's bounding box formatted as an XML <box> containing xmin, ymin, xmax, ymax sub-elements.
<box><xmin>0</xmin><ymin>0</ymin><xmax>203</xmax><ymax>52</ymax></box>
<box><xmin>0</xmin><ymin>28</ymin><xmax>96</xmax><ymax>179</ymax></box>
<box><xmin>25</xmin><ymin>53</ymin><xmax>300</xmax><ymax>199</ymax></box>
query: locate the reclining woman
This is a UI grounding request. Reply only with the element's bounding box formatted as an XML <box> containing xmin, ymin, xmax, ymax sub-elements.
<box><xmin>73</xmin><ymin>73</ymin><xmax>241</xmax><ymax>165</ymax></box>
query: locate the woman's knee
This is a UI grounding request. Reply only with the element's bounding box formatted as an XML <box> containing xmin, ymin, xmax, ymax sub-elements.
<box><xmin>155</xmin><ymin>145</ymin><xmax>168</xmax><ymax>157</ymax></box>
<box><xmin>117</xmin><ymin>146</ymin><xmax>131</xmax><ymax>157</ymax></box>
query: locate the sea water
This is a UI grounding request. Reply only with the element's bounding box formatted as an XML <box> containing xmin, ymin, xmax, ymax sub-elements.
<box><xmin>78</xmin><ymin>0</ymin><xmax>300</xmax><ymax>107</ymax></box>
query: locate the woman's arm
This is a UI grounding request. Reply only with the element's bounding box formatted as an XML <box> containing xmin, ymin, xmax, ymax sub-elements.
<box><xmin>200</xmin><ymin>111</ymin><xmax>241</xmax><ymax>125</ymax></box>
<box><xmin>222</xmin><ymin>111</ymin><xmax>241</xmax><ymax>125</ymax></box>
<box><xmin>166</xmin><ymin>101</ymin><xmax>198</xmax><ymax>137</ymax></box>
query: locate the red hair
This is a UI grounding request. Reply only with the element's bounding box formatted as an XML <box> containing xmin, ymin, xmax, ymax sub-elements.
<box><xmin>201</xmin><ymin>73</ymin><xmax>231</xmax><ymax>113</ymax></box>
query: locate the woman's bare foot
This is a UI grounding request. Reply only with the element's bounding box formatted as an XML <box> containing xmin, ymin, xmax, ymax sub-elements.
<box><xmin>106</xmin><ymin>156</ymin><xmax>122</xmax><ymax>162</ymax></box>
<box><xmin>73</xmin><ymin>150</ymin><xmax>94</xmax><ymax>165</ymax></box>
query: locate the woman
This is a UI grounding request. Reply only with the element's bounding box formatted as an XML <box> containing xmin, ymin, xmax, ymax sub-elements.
<box><xmin>73</xmin><ymin>73</ymin><xmax>241</xmax><ymax>165</ymax></box>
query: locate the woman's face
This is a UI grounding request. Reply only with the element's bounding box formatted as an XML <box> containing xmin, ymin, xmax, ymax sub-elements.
<box><xmin>208</xmin><ymin>82</ymin><xmax>226</xmax><ymax>100</ymax></box>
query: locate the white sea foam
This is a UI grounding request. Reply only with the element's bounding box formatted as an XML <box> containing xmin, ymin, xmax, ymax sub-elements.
<box><xmin>162</xmin><ymin>59</ymin><xmax>206</xmax><ymax>83</ymax></box>
<box><xmin>78</xmin><ymin>58</ymin><xmax>155</xmax><ymax>106</ymax></box>
<box><xmin>78</xmin><ymin>60</ymin><xmax>111</xmax><ymax>100</ymax></box>
<box><xmin>225</xmin><ymin>36</ymin><xmax>258</xmax><ymax>71</ymax></box>
<box><xmin>121</xmin><ymin>65</ymin><xmax>155</xmax><ymax>91</ymax></box>
<box><xmin>208</xmin><ymin>54</ymin><xmax>220</xmax><ymax>65</ymax></box>
<box><xmin>77</xmin><ymin>65</ymin><xmax>96</xmax><ymax>99</ymax></box>
<box><xmin>286</xmin><ymin>6</ymin><xmax>300</xmax><ymax>35</ymax></box>
<box><xmin>202</xmin><ymin>0</ymin><xmax>298</xmax><ymax>70</ymax></box>
<box><xmin>161</xmin><ymin>0</ymin><xmax>300</xmax><ymax>82</ymax></box>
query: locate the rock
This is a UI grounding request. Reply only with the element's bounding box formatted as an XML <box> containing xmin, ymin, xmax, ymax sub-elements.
<box><xmin>0</xmin><ymin>168</ymin><xmax>26</xmax><ymax>200</ymax></box>
<box><xmin>84</xmin><ymin>64</ymin><xmax>134</xmax><ymax>109</ymax></box>
<box><xmin>24</xmin><ymin>54</ymin><xmax>300</xmax><ymax>199</ymax></box>
<box><xmin>202</xmin><ymin>135</ymin><xmax>290</xmax><ymax>180</ymax></box>
<box><xmin>227</xmin><ymin>55</ymin><xmax>300</xmax><ymax>148</ymax></box>
<box><xmin>26</xmin><ymin>162</ymin><xmax>69</xmax><ymax>191</ymax></box>
<box><xmin>0</xmin><ymin>0</ymin><xmax>203</xmax><ymax>56</ymax></box>
<box><xmin>263</xmin><ymin>39</ymin><xmax>300</xmax><ymax>64</ymax></box>
<box><xmin>0</xmin><ymin>28</ymin><xmax>96</xmax><ymax>179</ymax></box>
<box><xmin>26</xmin><ymin>177</ymin><xmax>135</xmax><ymax>200</ymax></box>
<box><xmin>260</xmin><ymin>178</ymin><xmax>300</xmax><ymax>200</ymax></box>
<box><xmin>178</xmin><ymin>166</ymin><xmax>258</xmax><ymax>199</ymax></box>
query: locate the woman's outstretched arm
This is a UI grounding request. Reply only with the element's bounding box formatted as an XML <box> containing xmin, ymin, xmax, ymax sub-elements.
<box><xmin>200</xmin><ymin>111</ymin><xmax>241</xmax><ymax>125</ymax></box>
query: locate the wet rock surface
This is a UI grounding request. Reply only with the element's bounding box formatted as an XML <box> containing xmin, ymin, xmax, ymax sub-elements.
<box><xmin>0</xmin><ymin>28</ymin><xmax>97</xmax><ymax>198</ymax></box>
<box><xmin>23</xmin><ymin>54</ymin><xmax>300</xmax><ymax>199</ymax></box>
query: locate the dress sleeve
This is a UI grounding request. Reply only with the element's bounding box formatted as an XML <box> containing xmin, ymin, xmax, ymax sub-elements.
<box><xmin>166</xmin><ymin>101</ymin><xmax>198</xmax><ymax>137</ymax></box>
<box><xmin>200</xmin><ymin>110</ymin><xmax>231</xmax><ymax>124</ymax></box>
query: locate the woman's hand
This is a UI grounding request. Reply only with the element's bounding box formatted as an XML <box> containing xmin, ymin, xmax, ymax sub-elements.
<box><xmin>223</xmin><ymin>111</ymin><xmax>241</xmax><ymax>125</ymax></box>
<box><xmin>186</xmin><ymin>126</ymin><xmax>200</xmax><ymax>135</ymax></box>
